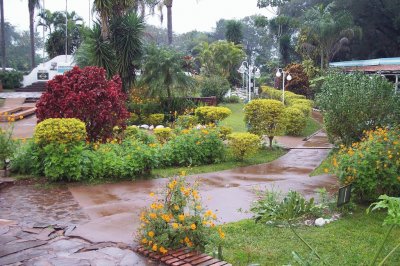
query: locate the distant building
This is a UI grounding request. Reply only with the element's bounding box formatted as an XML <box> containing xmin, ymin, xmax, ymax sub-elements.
<box><xmin>330</xmin><ymin>57</ymin><xmax>400</xmax><ymax>93</ymax></box>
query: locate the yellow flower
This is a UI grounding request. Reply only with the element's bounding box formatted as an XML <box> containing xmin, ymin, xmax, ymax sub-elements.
<box><xmin>196</xmin><ymin>205</ymin><xmax>202</xmax><ymax>210</ymax></box>
<box><xmin>168</xmin><ymin>180</ymin><xmax>177</xmax><ymax>190</ymax></box>
<box><xmin>162</xmin><ymin>214</ymin><xmax>171</xmax><ymax>223</ymax></box>
<box><xmin>172</xmin><ymin>223</ymin><xmax>179</xmax><ymax>229</ymax></box>
<box><xmin>184</xmin><ymin>237</ymin><xmax>190</xmax><ymax>243</ymax></box>
<box><xmin>149</xmin><ymin>213</ymin><xmax>157</xmax><ymax>219</ymax></box>
<box><xmin>149</xmin><ymin>192</ymin><xmax>155</xmax><ymax>197</ymax></box>
<box><xmin>180</xmin><ymin>170</ymin><xmax>186</xmax><ymax>176</ymax></box>
<box><xmin>159</xmin><ymin>246</ymin><xmax>168</xmax><ymax>254</ymax></box>
<box><xmin>218</xmin><ymin>227</ymin><xmax>225</xmax><ymax>239</ymax></box>
<box><xmin>174</xmin><ymin>205</ymin><xmax>180</xmax><ymax>211</ymax></box>
<box><xmin>141</xmin><ymin>238</ymin><xmax>148</xmax><ymax>244</ymax></box>
<box><xmin>178</xmin><ymin>214</ymin><xmax>185</xmax><ymax>221</ymax></box>
<box><xmin>190</xmin><ymin>223</ymin><xmax>196</xmax><ymax>230</ymax></box>
<box><xmin>323</xmin><ymin>168</ymin><xmax>329</xmax><ymax>173</ymax></box>
<box><xmin>148</xmin><ymin>231</ymin><xmax>155</xmax><ymax>238</ymax></box>
<box><xmin>152</xmin><ymin>244</ymin><xmax>158</xmax><ymax>251</ymax></box>
<box><xmin>19</xmin><ymin>115</ymin><xmax>23</xmax><ymax>120</ymax></box>
<box><xmin>205</xmin><ymin>210</ymin><xmax>213</xmax><ymax>217</ymax></box>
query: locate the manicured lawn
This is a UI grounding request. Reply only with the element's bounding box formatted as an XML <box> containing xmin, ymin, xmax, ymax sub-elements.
<box><xmin>212</xmin><ymin>209</ymin><xmax>400</xmax><ymax>265</ymax></box>
<box><xmin>310</xmin><ymin>151</ymin><xmax>335</xmax><ymax>176</ymax></box>
<box><xmin>152</xmin><ymin>148</ymin><xmax>286</xmax><ymax>178</ymax></box>
<box><xmin>220</xmin><ymin>103</ymin><xmax>246</xmax><ymax>132</ymax></box>
<box><xmin>301</xmin><ymin>116</ymin><xmax>322</xmax><ymax>137</ymax></box>
<box><xmin>220</xmin><ymin>103</ymin><xmax>322</xmax><ymax>137</ymax></box>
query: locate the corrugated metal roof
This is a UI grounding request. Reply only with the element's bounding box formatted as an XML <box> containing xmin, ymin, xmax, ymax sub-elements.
<box><xmin>330</xmin><ymin>57</ymin><xmax>400</xmax><ymax>67</ymax></box>
<box><xmin>343</xmin><ymin>65</ymin><xmax>400</xmax><ymax>73</ymax></box>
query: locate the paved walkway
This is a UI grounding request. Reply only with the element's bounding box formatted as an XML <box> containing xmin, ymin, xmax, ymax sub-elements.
<box><xmin>69</xmin><ymin>130</ymin><xmax>337</xmax><ymax>244</ymax></box>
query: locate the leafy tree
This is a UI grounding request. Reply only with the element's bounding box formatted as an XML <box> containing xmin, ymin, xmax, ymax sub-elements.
<box><xmin>0</xmin><ymin>0</ymin><xmax>4</xmax><ymax>70</ymax></box>
<box><xmin>197</xmin><ymin>40</ymin><xmax>246</xmax><ymax>85</ymax></box>
<box><xmin>244</xmin><ymin>99</ymin><xmax>287</xmax><ymax>148</ymax></box>
<box><xmin>28</xmin><ymin>0</ymin><xmax>40</xmax><ymax>69</ymax></box>
<box><xmin>225</xmin><ymin>20</ymin><xmax>243</xmax><ymax>45</ymax></box>
<box><xmin>283</xmin><ymin>63</ymin><xmax>311</xmax><ymax>98</ymax></box>
<box><xmin>36</xmin><ymin>66</ymin><xmax>130</xmax><ymax>142</ymax></box>
<box><xmin>199</xmin><ymin>75</ymin><xmax>230</xmax><ymax>103</ymax></box>
<box><xmin>140</xmin><ymin>45</ymin><xmax>195</xmax><ymax>98</ymax></box>
<box><xmin>316</xmin><ymin>71</ymin><xmax>400</xmax><ymax>145</ymax></box>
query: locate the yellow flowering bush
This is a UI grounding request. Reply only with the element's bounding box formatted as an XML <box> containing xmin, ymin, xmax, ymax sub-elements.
<box><xmin>153</xmin><ymin>127</ymin><xmax>174</xmax><ymax>144</ymax></box>
<box><xmin>260</xmin><ymin>86</ymin><xmax>306</xmax><ymax>105</ymax></box>
<box><xmin>217</xmin><ymin>126</ymin><xmax>233</xmax><ymax>140</ymax></box>
<box><xmin>195</xmin><ymin>106</ymin><xmax>232</xmax><ymax>124</ymax></box>
<box><xmin>334</xmin><ymin>127</ymin><xmax>400</xmax><ymax>201</ymax></box>
<box><xmin>283</xmin><ymin>107</ymin><xmax>307</xmax><ymax>136</ymax></box>
<box><xmin>34</xmin><ymin>118</ymin><xmax>87</xmax><ymax>146</ymax></box>
<box><xmin>227</xmin><ymin>132</ymin><xmax>260</xmax><ymax>161</ymax></box>
<box><xmin>138</xmin><ymin>176</ymin><xmax>224</xmax><ymax>254</ymax></box>
<box><xmin>146</xmin><ymin>113</ymin><xmax>165</xmax><ymax>126</ymax></box>
<box><xmin>175</xmin><ymin>115</ymin><xmax>198</xmax><ymax>129</ymax></box>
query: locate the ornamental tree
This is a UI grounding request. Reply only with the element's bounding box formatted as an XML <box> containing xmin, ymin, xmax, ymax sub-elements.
<box><xmin>244</xmin><ymin>99</ymin><xmax>286</xmax><ymax>148</ymax></box>
<box><xmin>36</xmin><ymin>66</ymin><xmax>130</xmax><ymax>142</ymax></box>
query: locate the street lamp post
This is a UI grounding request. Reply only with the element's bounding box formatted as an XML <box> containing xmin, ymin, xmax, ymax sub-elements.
<box><xmin>238</xmin><ymin>61</ymin><xmax>261</xmax><ymax>102</ymax></box>
<box><xmin>275</xmin><ymin>68</ymin><xmax>292</xmax><ymax>104</ymax></box>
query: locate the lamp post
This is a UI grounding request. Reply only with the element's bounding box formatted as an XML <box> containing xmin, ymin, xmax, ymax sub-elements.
<box><xmin>238</xmin><ymin>61</ymin><xmax>261</xmax><ymax>102</ymax></box>
<box><xmin>275</xmin><ymin>68</ymin><xmax>292</xmax><ymax>104</ymax></box>
<box><xmin>65</xmin><ymin>0</ymin><xmax>68</xmax><ymax>62</ymax></box>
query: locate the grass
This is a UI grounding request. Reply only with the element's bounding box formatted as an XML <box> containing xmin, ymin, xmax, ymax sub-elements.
<box><xmin>310</xmin><ymin>151</ymin><xmax>335</xmax><ymax>176</ymax></box>
<box><xmin>220</xmin><ymin>103</ymin><xmax>246</xmax><ymax>132</ymax></box>
<box><xmin>301</xmin><ymin>116</ymin><xmax>322</xmax><ymax>137</ymax></box>
<box><xmin>152</xmin><ymin>148</ymin><xmax>286</xmax><ymax>178</ymax></box>
<box><xmin>220</xmin><ymin>103</ymin><xmax>322</xmax><ymax>138</ymax></box>
<box><xmin>211</xmin><ymin>209</ymin><xmax>400</xmax><ymax>265</ymax></box>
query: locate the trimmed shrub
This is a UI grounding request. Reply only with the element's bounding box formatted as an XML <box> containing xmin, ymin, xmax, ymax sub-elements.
<box><xmin>334</xmin><ymin>127</ymin><xmax>400</xmax><ymax>202</ymax></box>
<box><xmin>290</xmin><ymin>103</ymin><xmax>312</xmax><ymax>117</ymax></box>
<box><xmin>200</xmin><ymin>75</ymin><xmax>231</xmax><ymax>103</ymax></box>
<box><xmin>284</xmin><ymin>107</ymin><xmax>307</xmax><ymax>136</ymax></box>
<box><xmin>260</xmin><ymin>86</ymin><xmax>306</xmax><ymax>105</ymax></box>
<box><xmin>175</xmin><ymin>115</ymin><xmax>198</xmax><ymax>129</ymax></box>
<box><xmin>194</xmin><ymin>106</ymin><xmax>232</xmax><ymax>124</ymax></box>
<box><xmin>36</xmin><ymin>66</ymin><xmax>130</xmax><ymax>142</ymax></box>
<box><xmin>128</xmin><ymin>113</ymin><xmax>140</xmax><ymax>125</ymax></box>
<box><xmin>154</xmin><ymin>127</ymin><xmax>173</xmax><ymax>144</ymax></box>
<box><xmin>227</xmin><ymin>132</ymin><xmax>260</xmax><ymax>161</ymax></box>
<box><xmin>217</xmin><ymin>126</ymin><xmax>233</xmax><ymax>140</ymax></box>
<box><xmin>316</xmin><ymin>72</ymin><xmax>400</xmax><ymax>145</ymax></box>
<box><xmin>34</xmin><ymin>118</ymin><xmax>87</xmax><ymax>146</ymax></box>
<box><xmin>125</xmin><ymin>125</ymin><xmax>139</xmax><ymax>138</ymax></box>
<box><xmin>160</xmin><ymin>128</ymin><xmax>225</xmax><ymax>167</ymax></box>
<box><xmin>244</xmin><ymin>99</ymin><xmax>286</xmax><ymax>148</ymax></box>
<box><xmin>289</xmin><ymin>99</ymin><xmax>313</xmax><ymax>108</ymax></box>
<box><xmin>146</xmin><ymin>113</ymin><xmax>165</xmax><ymax>126</ymax></box>
<box><xmin>0</xmin><ymin>70</ymin><xmax>23</xmax><ymax>89</ymax></box>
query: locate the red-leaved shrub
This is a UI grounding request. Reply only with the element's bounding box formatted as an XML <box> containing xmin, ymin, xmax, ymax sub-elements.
<box><xmin>36</xmin><ymin>66</ymin><xmax>130</xmax><ymax>142</ymax></box>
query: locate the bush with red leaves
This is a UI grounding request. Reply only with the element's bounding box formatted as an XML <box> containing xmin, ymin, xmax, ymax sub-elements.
<box><xmin>283</xmin><ymin>63</ymin><xmax>311</xmax><ymax>98</ymax></box>
<box><xmin>36</xmin><ymin>66</ymin><xmax>130</xmax><ymax>142</ymax></box>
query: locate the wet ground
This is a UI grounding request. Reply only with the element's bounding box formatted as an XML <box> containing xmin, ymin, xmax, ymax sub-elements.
<box><xmin>69</xmin><ymin>130</ymin><xmax>337</xmax><ymax>244</ymax></box>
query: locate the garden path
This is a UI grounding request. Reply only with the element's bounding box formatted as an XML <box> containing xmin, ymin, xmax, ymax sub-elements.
<box><xmin>68</xmin><ymin>130</ymin><xmax>337</xmax><ymax>244</ymax></box>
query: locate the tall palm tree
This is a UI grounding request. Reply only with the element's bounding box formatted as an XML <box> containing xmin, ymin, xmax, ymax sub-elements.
<box><xmin>37</xmin><ymin>9</ymin><xmax>55</xmax><ymax>34</ymax></box>
<box><xmin>93</xmin><ymin>0</ymin><xmax>112</xmax><ymax>40</ymax></box>
<box><xmin>28</xmin><ymin>0</ymin><xmax>40</xmax><ymax>69</ymax></box>
<box><xmin>0</xmin><ymin>0</ymin><xmax>5</xmax><ymax>70</ymax></box>
<box><xmin>163</xmin><ymin>0</ymin><xmax>173</xmax><ymax>45</ymax></box>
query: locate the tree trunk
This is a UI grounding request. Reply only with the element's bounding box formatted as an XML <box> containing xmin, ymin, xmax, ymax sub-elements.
<box><xmin>29</xmin><ymin>8</ymin><xmax>35</xmax><ymax>69</ymax></box>
<box><xmin>166</xmin><ymin>4</ymin><xmax>172</xmax><ymax>45</ymax></box>
<box><xmin>100</xmin><ymin>13</ymin><xmax>109</xmax><ymax>40</ymax></box>
<box><xmin>268</xmin><ymin>136</ymin><xmax>274</xmax><ymax>148</ymax></box>
<box><xmin>0</xmin><ymin>0</ymin><xmax>5</xmax><ymax>71</ymax></box>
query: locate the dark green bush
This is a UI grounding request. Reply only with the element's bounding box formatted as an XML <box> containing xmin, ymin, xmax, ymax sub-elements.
<box><xmin>0</xmin><ymin>70</ymin><xmax>23</xmax><ymax>89</ymax></box>
<box><xmin>160</xmin><ymin>128</ymin><xmax>225</xmax><ymax>167</ymax></box>
<box><xmin>200</xmin><ymin>75</ymin><xmax>231</xmax><ymax>103</ymax></box>
<box><xmin>316</xmin><ymin>72</ymin><xmax>400</xmax><ymax>145</ymax></box>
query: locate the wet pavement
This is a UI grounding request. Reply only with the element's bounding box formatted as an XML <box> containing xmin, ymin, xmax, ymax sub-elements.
<box><xmin>69</xmin><ymin>130</ymin><xmax>337</xmax><ymax>244</ymax></box>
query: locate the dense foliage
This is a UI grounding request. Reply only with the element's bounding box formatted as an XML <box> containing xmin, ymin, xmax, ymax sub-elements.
<box><xmin>199</xmin><ymin>75</ymin><xmax>231</xmax><ymax>104</ymax></box>
<box><xmin>227</xmin><ymin>132</ymin><xmax>260</xmax><ymax>161</ymax></box>
<box><xmin>195</xmin><ymin>106</ymin><xmax>232</xmax><ymax>124</ymax></box>
<box><xmin>334</xmin><ymin>127</ymin><xmax>400</xmax><ymax>202</ymax></box>
<box><xmin>283</xmin><ymin>63</ymin><xmax>311</xmax><ymax>98</ymax></box>
<box><xmin>244</xmin><ymin>99</ymin><xmax>286</xmax><ymax>147</ymax></box>
<box><xmin>0</xmin><ymin>70</ymin><xmax>23</xmax><ymax>89</ymax></box>
<box><xmin>36</xmin><ymin>66</ymin><xmax>130</xmax><ymax>142</ymax></box>
<box><xmin>283</xmin><ymin>107</ymin><xmax>306</xmax><ymax>136</ymax></box>
<box><xmin>316</xmin><ymin>72</ymin><xmax>400</xmax><ymax>145</ymax></box>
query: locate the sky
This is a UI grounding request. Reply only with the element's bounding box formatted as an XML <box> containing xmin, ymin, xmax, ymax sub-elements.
<box><xmin>5</xmin><ymin>0</ymin><xmax>274</xmax><ymax>34</ymax></box>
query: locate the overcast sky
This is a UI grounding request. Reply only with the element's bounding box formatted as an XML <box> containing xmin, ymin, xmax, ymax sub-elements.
<box><xmin>5</xmin><ymin>0</ymin><xmax>274</xmax><ymax>34</ymax></box>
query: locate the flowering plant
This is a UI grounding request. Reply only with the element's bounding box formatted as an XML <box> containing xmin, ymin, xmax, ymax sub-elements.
<box><xmin>334</xmin><ymin>127</ymin><xmax>400</xmax><ymax>201</ymax></box>
<box><xmin>138</xmin><ymin>175</ymin><xmax>224</xmax><ymax>254</ymax></box>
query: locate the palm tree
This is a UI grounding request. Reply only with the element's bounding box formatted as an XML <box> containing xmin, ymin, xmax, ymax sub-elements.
<box><xmin>28</xmin><ymin>0</ymin><xmax>40</xmax><ymax>69</ymax></box>
<box><xmin>0</xmin><ymin>0</ymin><xmax>5</xmax><ymax>70</ymax></box>
<box><xmin>37</xmin><ymin>9</ymin><xmax>55</xmax><ymax>34</ymax></box>
<box><xmin>163</xmin><ymin>0</ymin><xmax>173</xmax><ymax>45</ymax></box>
<box><xmin>302</xmin><ymin>3</ymin><xmax>360</xmax><ymax>69</ymax></box>
<box><xmin>140</xmin><ymin>45</ymin><xmax>195</xmax><ymax>98</ymax></box>
<box><xmin>93</xmin><ymin>0</ymin><xmax>112</xmax><ymax>40</ymax></box>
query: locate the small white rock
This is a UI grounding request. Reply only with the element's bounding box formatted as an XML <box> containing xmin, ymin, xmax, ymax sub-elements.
<box><xmin>315</xmin><ymin>218</ymin><xmax>326</xmax><ymax>227</ymax></box>
<box><xmin>149</xmin><ymin>125</ymin><xmax>154</xmax><ymax>130</ymax></box>
<box><xmin>155</xmin><ymin>125</ymin><xmax>164</xmax><ymax>129</ymax></box>
<box><xmin>140</xmin><ymin>124</ymin><xmax>149</xmax><ymax>129</ymax></box>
